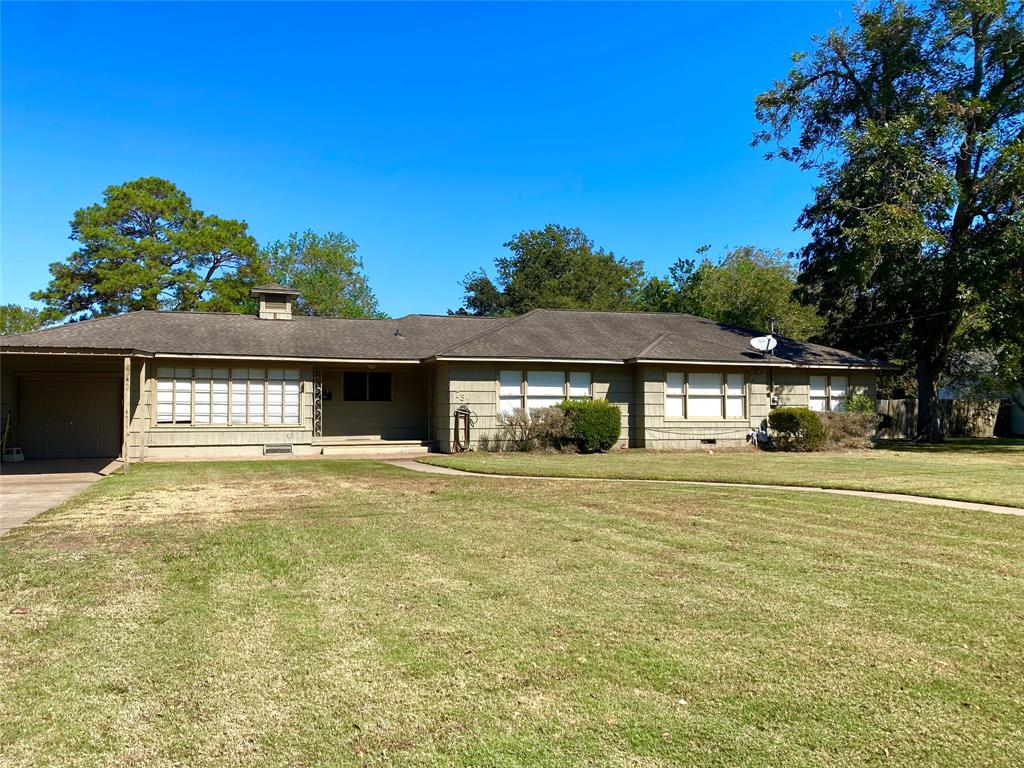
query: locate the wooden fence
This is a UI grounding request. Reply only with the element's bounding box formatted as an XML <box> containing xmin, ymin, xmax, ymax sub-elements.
<box><xmin>876</xmin><ymin>398</ymin><xmax>1001</xmax><ymax>439</ymax></box>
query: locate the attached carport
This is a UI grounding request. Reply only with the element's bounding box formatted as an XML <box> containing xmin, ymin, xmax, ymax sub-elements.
<box><xmin>1</xmin><ymin>350</ymin><xmax>138</xmax><ymax>461</ymax></box>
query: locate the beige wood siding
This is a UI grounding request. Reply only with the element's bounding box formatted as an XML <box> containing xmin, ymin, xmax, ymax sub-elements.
<box><xmin>141</xmin><ymin>360</ymin><xmax>315</xmax><ymax>458</ymax></box>
<box><xmin>437</xmin><ymin>363</ymin><xmax>633</xmax><ymax>452</ymax></box>
<box><xmin>640</xmin><ymin>365</ymin><xmax>757</xmax><ymax>449</ymax></box>
<box><xmin>433</xmin><ymin>363</ymin><xmax>453</xmax><ymax>449</ymax></box>
<box><xmin>640</xmin><ymin>365</ymin><xmax>877</xmax><ymax>449</ymax></box>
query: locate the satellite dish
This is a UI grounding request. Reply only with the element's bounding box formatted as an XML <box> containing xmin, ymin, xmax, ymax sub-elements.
<box><xmin>750</xmin><ymin>335</ymin><xmax>778</xmax><ymax>353</ymax></box>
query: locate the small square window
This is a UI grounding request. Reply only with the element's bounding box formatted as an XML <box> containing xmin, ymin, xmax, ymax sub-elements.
<box><xmin>343</xmin><ymin>372</ymin><xmax>367</xmax><ymax>401</ymax></box>
<box><xmin>368</xmin><ymin>372</ymin><xmax>392</xmax><ymax>401</ymax></box>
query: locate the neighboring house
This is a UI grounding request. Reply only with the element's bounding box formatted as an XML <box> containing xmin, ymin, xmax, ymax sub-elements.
<box><xmin>0</xmin><ymin>285</ymin><xmax>891</xmax><ymax>460</ymax></box>
<box><xmin>1012</xmin><ymin>391</ymin><xmax>1024</xmax><ymax>437</ymax></box>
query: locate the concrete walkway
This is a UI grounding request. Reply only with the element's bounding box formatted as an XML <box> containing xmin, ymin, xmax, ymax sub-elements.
<box><xmin>0</xmin><ymin>459</ymin><xmax>120</xmax><ymax>535</ymax></box>
<box><xmin>383</xmin><ymin>459</ymin><xmax>1024</xmax><ymax>517</ymax></box>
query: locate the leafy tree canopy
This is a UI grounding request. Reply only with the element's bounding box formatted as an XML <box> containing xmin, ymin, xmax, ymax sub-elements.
<box><xmin>263</xmin><ymin>231</ymin><xmax>384</xmax><ymax>318</ymax></box>
<box><xmin>636</xmin><ymin>247</ymin><xmax>823</xmax><ymax>341</ymax></box>
<box><xmin>0</xmin><ymin>304</ymin><xmax>42</xmax><ymax>336</ymax></box>
<box><xmin>755</xmin><ymin>0</ymin><xmax>1024</xmax><ymax>440</ymax></box>
<box><xmin>32</xmin><ymin>177</ymin><xmax>262</xmax><ymax>323</ymax></box>
<box><xmin>458</xmin><ymin>225</ymin><xmax>645</xmax><ymax>315</ymax></box>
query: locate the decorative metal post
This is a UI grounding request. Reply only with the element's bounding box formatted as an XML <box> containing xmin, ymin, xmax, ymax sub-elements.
<box><xmin>313</xmin><ymin>368</ymin><xmax>324</xmax><ymax>438</ymax></box>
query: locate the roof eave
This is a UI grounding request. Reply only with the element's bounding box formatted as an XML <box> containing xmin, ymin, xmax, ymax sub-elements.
<box><xmin>0</xmin><ymin>346</ymin><xmax>154</xmax><ymax>357</ymax></box>
<box><xmin>150</xmin><ymin>352</ymin><xmax>423</xmax><ymax>364</ymax></box>
<box><xmin>430</xmin><ymin>355</ymin><xmax>626</xmax><ymax>365</ymax></box>
<box><xmin>630</xmin><ymin>357</ymin><xmax>897</xmax><ymax>370</ymax></box>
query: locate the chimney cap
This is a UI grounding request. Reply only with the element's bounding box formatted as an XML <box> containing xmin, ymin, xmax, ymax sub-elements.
<box><xmin>250</xmin><ymin>283</ymin><xmax>301</xmax><ymax>297</ymax></box>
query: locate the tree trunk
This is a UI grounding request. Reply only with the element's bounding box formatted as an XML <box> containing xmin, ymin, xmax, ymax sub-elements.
<box><xmin>915</xmin><ymin>353</ymin><xmax>944</xmax><ymax>442</ymax></box>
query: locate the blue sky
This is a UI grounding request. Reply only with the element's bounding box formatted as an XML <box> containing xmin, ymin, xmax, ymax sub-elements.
<box><xmin>2</xmin><ymin>1</ymin><xmax>854</xmax><ymax>317</ymax></box>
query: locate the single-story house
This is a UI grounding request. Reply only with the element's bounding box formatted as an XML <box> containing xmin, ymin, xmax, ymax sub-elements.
<box><xmin>0</xmin><ymin>285</ymin><xmax>892</xmax><ymax>460</ymax></box>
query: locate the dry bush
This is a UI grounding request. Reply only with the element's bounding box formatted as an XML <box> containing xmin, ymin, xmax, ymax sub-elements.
<box><xmin>479</xmin><ymin>407</ymin><xmax>572</xmax><ymax>452</ymax></box>
<box><xmin>821</xmin><ymin>410</ymin><xmax>879</xmax><ymax>450</ymax></box>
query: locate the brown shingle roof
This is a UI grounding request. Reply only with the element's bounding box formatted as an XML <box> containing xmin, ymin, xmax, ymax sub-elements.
<box><xmin>0</xmin><ymin>312</ymin><xmax>506</xmax><ymax>361</ymax></box>
<box><xmin>433</xmin><ymin>309</ymin><xmax>890</xmax><ymax>368</ymax></box>
<box><xmin>0</xmin><ymin>308</ymin><xmax>891</xmax><ymax>368</ymax></box>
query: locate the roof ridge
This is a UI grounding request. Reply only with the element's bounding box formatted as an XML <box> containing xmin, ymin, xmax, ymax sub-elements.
<box><xmin>429</xmin><ymin>308</ymin><xmax>542</xmax><ymax>357</ymax></box>
<box><xmin>532</xmin><ymin>307</ymin><xmax>710</xmax><ymax>320</ymax></box>
<box><xmin>401</xmin><ymin>313</ymin><xmax>506</xmax><ymax>320</ymax></box>
<box><xmin>632</xmin><ymin>331</ymin><xmax>673</xmax><ymax>359</ymax></box>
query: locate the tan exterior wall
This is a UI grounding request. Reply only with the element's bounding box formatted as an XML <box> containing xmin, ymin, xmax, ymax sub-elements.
<box><xmin>2</xmin><ymin>352</ymin><xmax>882</xmax><ymax>459</ymax></box>
<box><xmin>141</xmin><ymin>360</ymin><xmax>315</xmax><ymax>459</ymax></box>
<box><xmin>436</xmin><ymin>362</ymin><xmax>634</xmax><ymax>452</ymax></box>
<box><xmin>319</xmin><ymin>367</ymin><xmax>427</xmax><ymax>441</ymax></box>
<box><xmin>637</xmin><ymin>365</ymin><xmax>877</xmax><ymax>450</ymax></box>
<box><xmin>433</xmin><ymin>363</ymin><xmax>453</xmax><ymax>450</ymax></box>
<box><xmin>639</xmin><ymin>365</ymin><xmax>754</xmax><ymax>450</ymax></box>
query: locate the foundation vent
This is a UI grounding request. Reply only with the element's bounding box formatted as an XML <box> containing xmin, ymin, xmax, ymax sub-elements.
<box><xmin>264</xmin><ymin>444</ymin><xmax>294</xmax><ymax>456</ymax></box>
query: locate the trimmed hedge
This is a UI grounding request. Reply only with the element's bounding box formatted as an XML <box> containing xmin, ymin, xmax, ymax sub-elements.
<box><xmin>560</xmin><ymin>400</ymin><xmax>622</xmax><ymax>453</ymax></box>
<box><xmin>768</xmin><ymin>407</ymin><xmax>826</xmax><ymax>451</ymax></box>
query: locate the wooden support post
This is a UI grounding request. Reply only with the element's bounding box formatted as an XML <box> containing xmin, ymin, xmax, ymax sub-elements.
<box><xmin>122</xmin><ymin>356</ymin><xmax>131</xmax><ymax>474</ymax></box>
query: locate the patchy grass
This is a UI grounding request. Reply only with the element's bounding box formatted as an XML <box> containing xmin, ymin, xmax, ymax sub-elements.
<box><xmin>2</xmin><ymin>459</ymin><xmax>1023</xmax><ymax>767</ymax></box>
<box><xmin>423</xmin><ymin>439</ymin><xmax>1024</xmax><ymax>508</ymax></box>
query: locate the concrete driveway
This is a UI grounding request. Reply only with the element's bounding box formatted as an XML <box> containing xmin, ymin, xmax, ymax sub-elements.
<box><xmin>0</xmin><ymin>459</ymin><xmax>119</xmax><ymax>535</ymax></box>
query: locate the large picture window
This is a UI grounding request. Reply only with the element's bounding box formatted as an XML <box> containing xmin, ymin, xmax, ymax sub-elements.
<box><xmin>809</xmin><ymin>374</ymin><xmax>848</xmax><ymax>412</ymax></box>
<box><xmin>156</xmin><ymin>367</ymin><xmax>300</xmax><ymax>426</ymax></box>
<box><xmin>664</xmin><ymin>371</ymin><xmax>746</xmax><ymax>420</ymax></box>
<box><xmin>498</xmin><ymin>370</ymin><xmax>592</xmax><ymax>414</ymax></box>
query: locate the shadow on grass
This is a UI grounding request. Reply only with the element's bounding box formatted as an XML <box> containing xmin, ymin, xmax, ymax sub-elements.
<box><xmin>876</xmin><ymin>437</ymin><xmax>1024</xmax><ymax>454</ymax></box>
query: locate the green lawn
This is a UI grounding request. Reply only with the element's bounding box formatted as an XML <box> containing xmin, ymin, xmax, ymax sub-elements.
<box><xmin>422</xmin><ymin>438</ymin><xmax>1024</xmax><ymax>508</ymax></box>
<box><xmin>2</xmin><ymin>460</ymin><xmax>1023</xmax><ymax>767</ymax></box>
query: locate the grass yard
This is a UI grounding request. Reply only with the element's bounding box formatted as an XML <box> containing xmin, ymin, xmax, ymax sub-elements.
<box><xmin>423</xmin><ymin>438</ymin><xmax>1024</xmax><ymax>508</ymax></box>
<box><xmin>2</xmin><ymin>459</ymin><xmax>1023</xmax><ymax>767</ymax></box>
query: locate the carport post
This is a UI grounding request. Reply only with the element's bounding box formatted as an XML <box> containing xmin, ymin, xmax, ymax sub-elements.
<box><xmin>122</xmin><ymin>356</ymin><xmax>131</xmax><ymax>475</ymax></box>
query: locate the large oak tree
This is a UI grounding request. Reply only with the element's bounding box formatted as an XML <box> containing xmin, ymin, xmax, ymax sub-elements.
<box><xmin>756</xmin><ymin>0</ymin><xmax>1024</xmax><ymax>440</ymax></box>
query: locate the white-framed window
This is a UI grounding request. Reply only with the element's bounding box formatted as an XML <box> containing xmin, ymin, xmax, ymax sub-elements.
<box><xmin>156</xmin><ymin>367</ymin><xmax>193</xmax><ymax>424</ymax></box>
<box><xmin>688</xmin><ymin>372</ymin><xmax>725</xmax><ymax>419</ymax></box>
<box><xmin>830</xmin><ymin>375</ymin><xmax>848</xmax><ymax>411</ymax></box>
<box><xmin>568</xmin><ymin>371</ymin><xmax>592</xmax><ymax>401</ymax></box>
<box><xmin>726</xmin><ymin>372</ymin><xmax>746</xmax><ymax>418</ymax></box>
<box><xmin>156</xmin><ymin>367</ymin><xmax>300</xmax><ymax>426</ymax></box>
<box><xmin>499</xmin><ymin>369</ymin><xmax>593</xmax><ymax>413</ymax></box>
<box><xmin>809</xmin><ymin>374</ymin><xmax>848</xmax><ymax>412</ymax></box>
<box><xmin>193</xmin><ymin>367</ymin><xmax>229</xmax><ymax>424</ymax></box>
<box><xmin>499</xmin><ymin>370</ymin><xmax>524</xmax><ymax>414</ymax></box>
<box><xmin>527</xmin><ymin>370</ymin><xmax>566</xmax><ymax>411</ymax></box>
<box><xmin>664</xmin><ymin>371</ymin><xmax>746</xmax><ymax>420</ymax></box>
<box><xmin>666</xmin><ymin>372</ymin><xmax>685</xmax><ymax>418</ymax></box>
